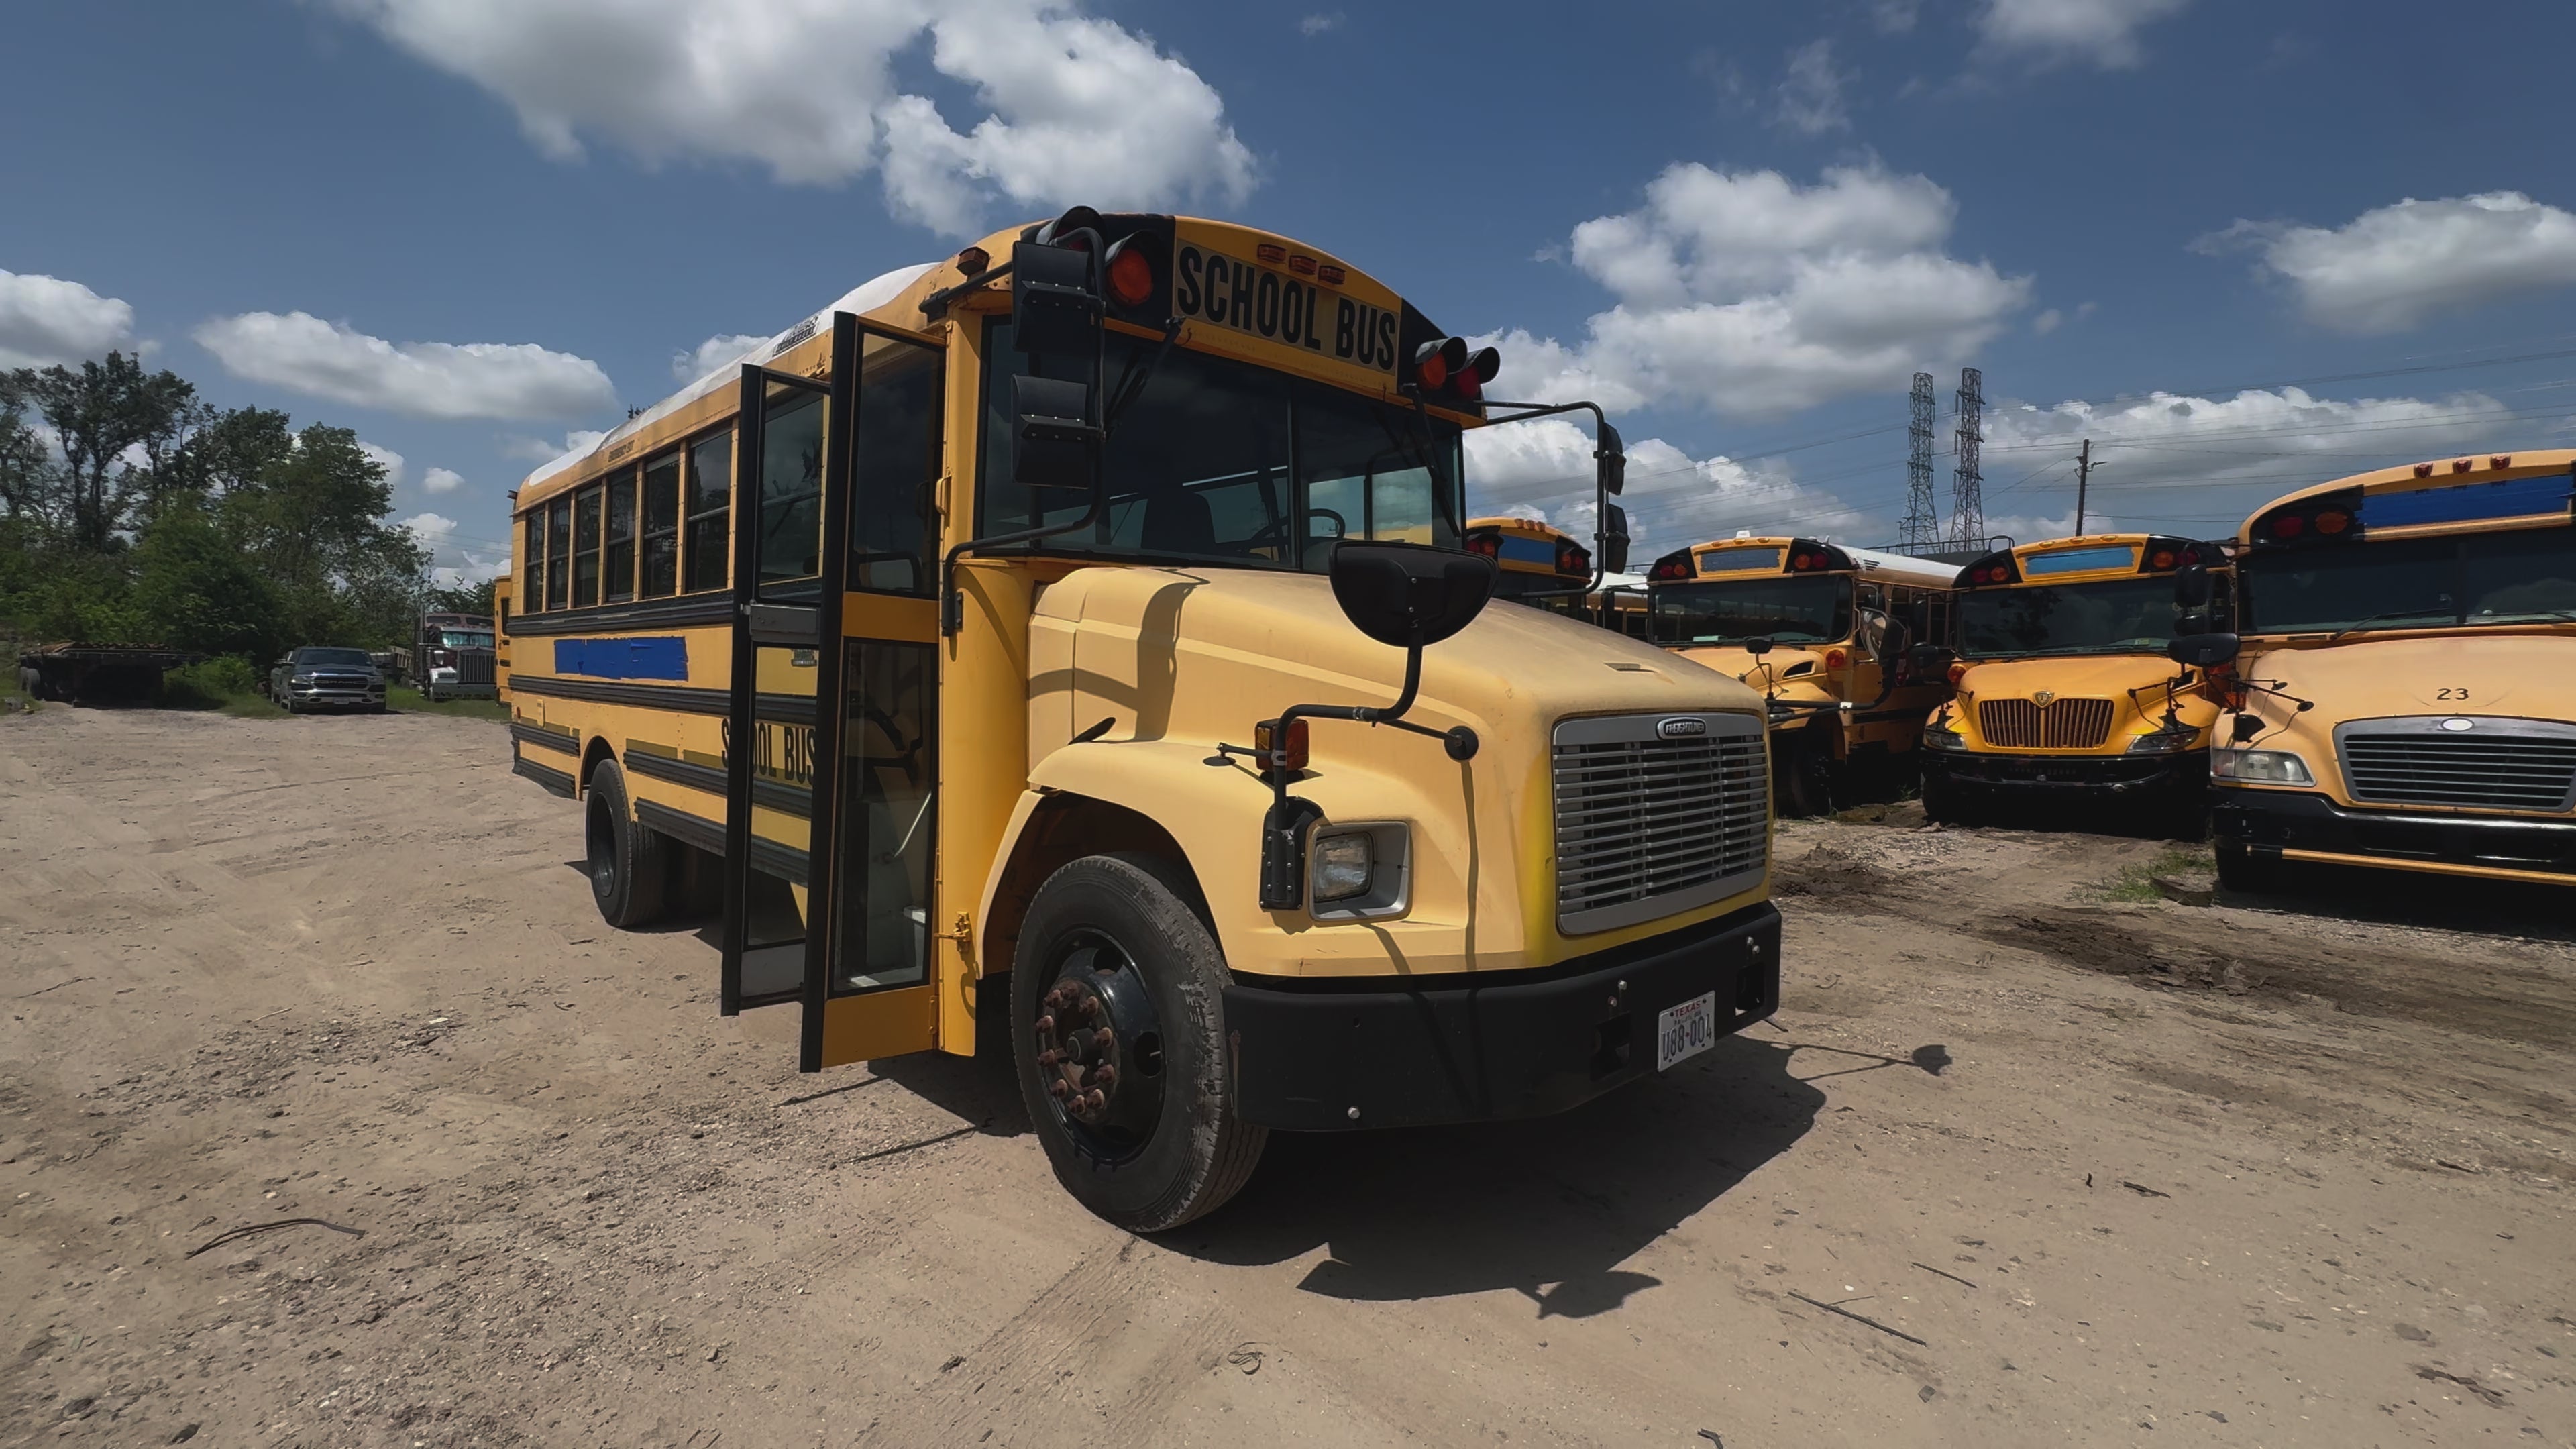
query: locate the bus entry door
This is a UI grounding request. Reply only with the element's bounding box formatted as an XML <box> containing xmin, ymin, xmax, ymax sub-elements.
<box><xmin>722</xmin><ymin>313</ymin><xmax>943</xmax><ymax>1073</ymax></box>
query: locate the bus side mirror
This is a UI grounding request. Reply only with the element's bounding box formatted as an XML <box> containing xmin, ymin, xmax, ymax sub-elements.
<box><xmin>1011</xmin><ymin>239</ymin><xmax>1102</xmax><ymax>358</ymax></box>
<box><xmin>1909</xmin><ymin>643</ymin><xmax>1953</xmax><ymax>675</ymax></box>
<box><xmin>1595</xmin><ymin>420</ymin><xmax>1626</xmax><ymax>497</ymax></box>
<box><xmin>2174</xmin><ymin>564</ymin><xmax>2213</xmax><ymax>609</ymax></box>
<box><xmin>2167</xmin><ymin>633</ymin><xmax>2239</xmax><ymax>669</ymax></box>
<box><xmin>1009</xmin><ymin>374</ymin><xmax>1100</xmax><ymax>491</ymax></box>
<box><xmin>1744</xmin><ymin>636</ymin><xmax>1773</xmax><ymax>657</ymax></box>
<box><xmin>1867</xmin><ymin>612</ymin><xmax>1912</xmax><ymax>665</ymax></box>
<box><xmin>2175</xmin><ymin>611</ymin><xmax>2212</xmax><ymax>636</ymax></box>
<box><xmin>1599</xmin><ymin>502</ymin><xmax>1630</xmax><ymax>576</ymax></box>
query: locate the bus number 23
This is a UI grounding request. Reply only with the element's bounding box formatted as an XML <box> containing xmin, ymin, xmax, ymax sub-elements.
<box><xmin>2436</xmin><ymin>687</ymin><xmax>2471</xmax><ymax>700</ymax></box>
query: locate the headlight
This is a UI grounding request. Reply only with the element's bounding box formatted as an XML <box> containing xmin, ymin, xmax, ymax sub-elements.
<box><xmin>290</xmin><ymin>673</ymin><xmax>315</xmax><ymax>684</ymax></box>
<box><xmin>2212</xmin><ymin>748</ymin><xmax>2312</xmax><ymax>785</ymax></box>
<box><xmin>1311</xmin><ymin>831</ymin><xmax>1375</xmax><ymax>902</ymax></box>
<box><xmin>2125</xmin><ymin>731</ymin><xmax>2194</xmax><ymax>755</ymax></box>
<box><xmin>1923</xmin><ymin>721</ymin><xmax>1966</xmax><ymax>749</ymax></box>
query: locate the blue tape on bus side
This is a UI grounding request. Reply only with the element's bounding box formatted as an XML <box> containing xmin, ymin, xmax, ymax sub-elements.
<box><xmin>2366</xmin><ymin>471</ymin><xmax>2576</xmax><ymax>529</ymax></box>
<box><xmin>553</xmin><ymin>637</ymin><xmax>689</xmax><ymax>681</ymax></box>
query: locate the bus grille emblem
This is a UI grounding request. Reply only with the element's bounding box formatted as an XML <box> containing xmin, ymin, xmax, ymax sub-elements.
<box><xmin>2033</xmin><ymin>690</ymin><xmax>2056</xmax><ymax>706</ymax></box>
<box><xmin>1657</xmin><ymin>717</ymin><xmax>1708</xmax><ymax>739</ymax></box>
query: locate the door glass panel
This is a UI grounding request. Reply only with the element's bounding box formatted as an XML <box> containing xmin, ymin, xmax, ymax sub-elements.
<box><xmin>757</xmin><ymin>389</ymin><xmax>824</xmax><ymax>591</ymax></box>
<box><xmin>851</xmin><ymin>339</ymin><xmax>943</xmax><ymax>596</ymax></box>
<box><xmin>831</xmin><ymin>639</ymin><xmax>934</xmax><ymax>993</ymax></box>
<box><xmin>739</xmin><ymin>639</ymin><xmax>818</xmax><ymax>1002</ymax></box>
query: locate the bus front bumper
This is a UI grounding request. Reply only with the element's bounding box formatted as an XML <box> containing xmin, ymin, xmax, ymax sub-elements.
<box><xmin>1222</xmin><ymin>901</ymin><xmax>1781</xmax><ymax>1132</ymax></box>
<box><xmin>1923</xmin><ymin>748</ymin><xmax>2203</xmax><ymax>794</ymax></box>
<box><xmin>2213</xmin><ymin>788</ymin><xmax>2576</xmax><ymax>881</ymax></box>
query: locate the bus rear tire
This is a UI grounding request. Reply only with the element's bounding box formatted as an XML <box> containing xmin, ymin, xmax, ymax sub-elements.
<box><xmin>1012</xmin><ymin>853</ymin><xmax>1267</xmax><ymax>1233</ymax></box>
<box><xmin>585</xmin><ymin>759</ymin><xmax>667</xmax><ymax>928</ymax></box>
<box><xmin>1776</xmin><ymin>731</ymin><xmax>1833</xmax><ymax>818</ymax></box>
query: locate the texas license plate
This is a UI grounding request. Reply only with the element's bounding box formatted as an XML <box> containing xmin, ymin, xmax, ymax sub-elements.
<box><xmin>1656</xmin><ymin>992</ymin><xmax>1719</xmax><ymax>1071</ymax></box>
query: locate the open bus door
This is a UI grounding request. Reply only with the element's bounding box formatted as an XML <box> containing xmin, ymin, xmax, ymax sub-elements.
<box><xmin>720</xmin><ymin>313</ymin><xmax>947</xmax><ymax>1072</ymax></box>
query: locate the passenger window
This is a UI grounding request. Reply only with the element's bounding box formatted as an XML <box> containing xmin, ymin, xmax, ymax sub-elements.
<box><xmin>685</xmin><ymin>430</ymin><xmax>732</xmax><ymax>594</ymax></box>
<box><xmin>640</xmin><ymin>451</ymin><xmax>680</xmax><ymax>598</ymax></box>
<box><xmin>545</xmin><ymin>498</ymin><xmax>571</xmax><ymax>610</ymax></box>
<box><xmin>605</xmin><ymin>468</ymin><xmax>637</xmax><ymax>603</ymax></box>
<box><xmin>524</xmin><ymin>512</ymin><xmax>547</xmax><ymax>614</ymax></box>
<box><xmin>572</xmin><ymin>485</ymin><xmax>604</xmax><ymax>607</ymax></box>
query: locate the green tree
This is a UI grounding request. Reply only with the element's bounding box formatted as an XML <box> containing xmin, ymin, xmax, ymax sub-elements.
<box><xmin>427</xmin><ymin>578</ymin><xmax>498</xmax><ymax>616</ymax></box>
<box><xmin>11</xmin><ymin>353</ymin><xmax>202</xmax><ymax>550</ymax></box>
<box><xmin>131</xmin><ymin>503</ymin><xmax>284</xmax><ymax>659</ymax></box>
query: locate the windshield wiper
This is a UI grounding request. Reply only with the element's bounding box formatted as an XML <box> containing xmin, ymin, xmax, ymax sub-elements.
<box><xmin>2325</xmin><ymin>607</ymin><xmax>2456</xmax><ymax>643</ymax></box>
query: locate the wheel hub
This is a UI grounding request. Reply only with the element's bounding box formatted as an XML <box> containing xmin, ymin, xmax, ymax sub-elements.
<box><xmin>1031</xmin><ymin>938</ymin><xmax>1165</xmax><ymax>1152</ymax></box>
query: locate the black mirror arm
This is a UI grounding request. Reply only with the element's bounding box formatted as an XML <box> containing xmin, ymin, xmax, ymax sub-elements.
<box><xmin>1480</xmin><ymin>397</ymin><xmax>1620</xmax><ymax>600</ymax></box>
<box><xmin>1104</xmin><ymin>316</ymin><xmax>1185</xmax><ymax>431</ymax></box>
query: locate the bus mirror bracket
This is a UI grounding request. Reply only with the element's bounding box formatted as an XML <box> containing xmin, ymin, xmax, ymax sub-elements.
<box><xmin>2167</xmin><ymin>633</ymin><xmax>2240</xmax><ymax>669</ymax></box>
<box><xmin>1479</xmin><ymin>398</ymin><xmax>1627</xmax><ymax>602</ymax></box>
<box><xmin>1248</xmin><ymin>542</ymin><xmax>1497</xmax><ymax>911</ymax></box>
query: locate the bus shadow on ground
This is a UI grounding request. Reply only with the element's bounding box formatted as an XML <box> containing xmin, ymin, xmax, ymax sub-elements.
<box><xmin>1171</xmin><ymin>1033</ymin><xmax>1829</xmax><ymax>1317</ymax></box>
<box><xmin>2223</xmin><ymin>862</ymin><xmax>2576</xmax><ymax>945</ymax></box>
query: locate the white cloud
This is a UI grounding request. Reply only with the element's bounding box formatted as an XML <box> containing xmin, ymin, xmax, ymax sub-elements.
<box><xmin>321</xmin><ymin>0</ymin><xmax>1256</xmax><ymax>237</ymax></box>
<box><xmin>1872</xmin><ymin>0</ymin><xmax>1921</xmax><ymax>32</ymax></box>
<box><xmin>1976</xmin><ymin>0</ymin><xmax>2191</xmax><ymax>69</ymax></box>
<box><xmin>2032</xmin><ymin>307</ymin><xmax>2062</xmax><ymax>334</ymax></box>
<box><xmin>1487</xmin><ymin>164</ymin><xmax>2029</xmax><ymax>419</ymax></box>
<box><xmin>422</xmin><ymin>466</ymin><xmax>465</xmax><ymax>495</ymax></box>
<box><xmin>193</xmin><ymin>311</ymin><xmax>616</xmax><ymax>420</ymax></box>
<box><xmin>358</xmin><ymin>441</ymin><xmax>405</xmax><ymax>487</ymax></box>
<box><xmin>2196</xmin><ymin>191</ymin><xmax>2576</xmax><ymax>334</ymax></box>
<box><xmin>1466</xmin><ymin>417</ymin><xmax>1869</xmax><ymax>553</ymax></box>
<box><xmin>1770</xmin><ymin>40</ymin><xmax>1849</xmax><ymax>136</ymax></box>
<box><xmin>672</xmin><ymin>332</ymin><xmax>771</xmax><ymax>383</ymax></box>
<box><xmin>501</xmin><ymin>428</ymin><xmax>610</xmax><ymax>464</ymax></box>
<box><xmin>1299</xmin><ymin>11</ymin><xmax>1342</xmax><ymax>35</ymax></box>
<box><xmin>1978</xmin><ymin>386</ymin><xmax>2521</xmax><ymax>529</ymax></box>
<box><xmin>401</xmin><ymin>510</ymin><xmax>511</xmax><ymax>584</ymax></box>
<box><xmin>0</xmin><ymin>269</ymin><xmax>136</xmax><ymax>368</ymax></box>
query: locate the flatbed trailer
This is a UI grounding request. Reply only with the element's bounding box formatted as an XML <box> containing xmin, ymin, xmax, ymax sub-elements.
<box><xmin>17</xmin><ymin>645</ymin><xmax>206</xmax><ymax>706</ymax></box>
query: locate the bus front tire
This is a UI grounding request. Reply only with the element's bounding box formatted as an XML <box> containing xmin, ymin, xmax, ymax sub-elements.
<box><xmin>584</xmin><ymin>759</ymin><xmax>667</xmax><ymax>928</ymax></box>
<box><xmin>1921</xmin><ymin>769</ymin><xmax>1976</xmax><ymax>826</ymax></box>
<box><xmin>1012</xmin><ymin>853</ymin><xmax>1267</xmax><ymax>1233</ymax></box>
<box><xmin>2214</xmin><ymin>839</ymin><xmax>2282</xmax><ymax>895</ymax></box>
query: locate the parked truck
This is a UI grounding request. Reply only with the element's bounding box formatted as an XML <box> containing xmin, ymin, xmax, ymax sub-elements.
<box><xmin>394</xmin><ymin>612</ymin><xmax>498</xmax><ymax>702</ymax></box>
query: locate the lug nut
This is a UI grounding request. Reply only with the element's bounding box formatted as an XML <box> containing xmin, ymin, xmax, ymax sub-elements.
<box><xmin>1078</xmin><ymin>998</ymin><xmax>1098</xmax><ymax>1018</ymax></box>
<box><xmin>1036</xmin><ymin>1049</ymin><xmax>1060</xmax><ymax>1067</ymax></box>
<box><xmin>1048</xmin><ymin>1079</ymin><xmax>1071</xmax><ymax>1099</ymax></box>
<box><xmin>1091</xmin><ymin>1065</ymin><xmax>1116</xmax><ymax>1088</ymax></box>
<box><xmin>1081</xmin><ymin>1089</ymin><xmax>1106</xmax><ymax>1112</ymax></box>
<box><xmin>1094</xmin><ymin>1027</ymin><xmax>1114</xmax><ymax>1049</ymax></box>
<box><xmin>1034</xmin><ymin>1013</ymin><xmax>1054</xmax><ymax>1034</ymax></box>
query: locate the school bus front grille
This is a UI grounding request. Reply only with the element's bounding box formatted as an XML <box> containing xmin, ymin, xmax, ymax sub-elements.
<box><xmin>1978</xmin><ymin>698</ymin><xmax>2114</xmax><ymax>750</ymax></box>
<box><xmin>1552</xmin><ymin>712</ymin><xmax>1769</xmax><ymax>936</ymax></box>
<box><xmin>2341</xmin><ymin>729</ymin><xmax>2576</xmax><ymax>812</ymax></box>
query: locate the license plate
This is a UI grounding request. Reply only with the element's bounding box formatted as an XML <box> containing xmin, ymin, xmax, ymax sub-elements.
<box><xmin>1656</xmin><ymin>992</ymin><xmax>1719</xmax><ymax>1071</ymax></box>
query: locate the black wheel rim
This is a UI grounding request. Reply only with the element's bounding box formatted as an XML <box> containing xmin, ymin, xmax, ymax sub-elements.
<box><xmin>1031</xmin><ymin>928</ymin><xmax>1167</xmax><ymax>1164</ymax></box>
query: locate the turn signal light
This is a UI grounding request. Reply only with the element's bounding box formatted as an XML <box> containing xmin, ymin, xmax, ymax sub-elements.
<box><xmin>1825</xmin><ymin>649</ymin><xmax>1849</xmax><ymax>670</ymax></box>
<box><xmin>1947</xmin><ymin>662</ymin><xmax>1968</xmax><ymax>686</ymax></box>
<box><xmin>2314</xmin><ymin>509</ymin><xmax>2351</xmax><ymax>535</ymax></box>
<box><xmin>2149</xmin><ymin>549</ymin><xmax>2177</xmax><ymax>569</ymax></box>
<box><xmin>1413</xmin><ymin>336</ymin><xmax>1467</xmax><ymax>390</ymax></box>
<box><xmin>1464</xmin><ymin>533</ymin><xmax>1500</xmax><ymax>557</ymax></box>
<box><xmin>1556</xmin><ymin>541</ymin><xmax>1591</xmax><ymax>575</ymax></box>
<box><xmin>1255</xmin><ymin>717</ymin><xmax>1309</xmax><ymax>772</ymax></box>
<box><xmin>2271</xmin><ymin>513</ymin><xmax>2304</xmax><ymax>539</ymax></box>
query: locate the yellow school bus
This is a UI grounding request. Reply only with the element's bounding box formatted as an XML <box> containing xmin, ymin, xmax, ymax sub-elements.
<box><xmin>1644</xmin><ymin>535</ymin><xmax>1956</xmax><ymax>814</ymax></box>
<box><xmin>2182</xmin><ymin>451</ymin><xmax>2576</xmax><ymax>892</ymax></box>
<box><xmin>1464</xmin><ymin>515</ymin><xmax>1645</xmax><ymax>635</ymax></box>
<box><xmin>1921</xmin><ymin>533</ymin><xmax>2228</xmax><ymax>834</ymax></box>
<box><xmin>502</xmin><ymin>209</ymin><xmax>1779</xmax><ymax>1229</ymax></box>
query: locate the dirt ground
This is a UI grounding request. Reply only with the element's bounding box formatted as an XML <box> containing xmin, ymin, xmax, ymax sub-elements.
<box><xmin>3</xmin><ymin>706</ymin><xmax>2573</xmax><ymax>1448</ymax></box>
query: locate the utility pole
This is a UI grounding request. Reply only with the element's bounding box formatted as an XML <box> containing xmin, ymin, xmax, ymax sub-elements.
<box><xmin>2074</xmin><ymin>438</ymin><xmax>2092</xmax><ymax>535</ymax></box>
<box><xmin>1900</xmin><ymin>372</ymin><xmax>1939</xmax><ymax>550</ymax></box>
<box><xmin>1947</xmin><ymin>367</ymin><xmax>1984</xmax><ymax>548</ymax></box>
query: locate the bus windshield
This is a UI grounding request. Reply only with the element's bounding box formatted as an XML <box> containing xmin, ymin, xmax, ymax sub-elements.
<box><xmin>1652</xmin><ymin>576</ymin><xmax>1851</xmax><ymax>646</ymax></box>
<box><xmin>2241</xmin><ymin>528</ymin><xmax>2576</xmax><ymax>633</ymax></box>
<box><xmin>982</xmin><ymin>324</ymin><xmax>1462</xmax><ymax>570</ymax></box>
<box><xmin>1957</xmin><ymin>575</ymin><xmax>2178</xmax><ymax>658</ymax></box>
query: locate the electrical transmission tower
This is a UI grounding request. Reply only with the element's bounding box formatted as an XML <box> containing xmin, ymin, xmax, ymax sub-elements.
<box><xmin>1948</xmin><ymin>366</ymin><xmax>1984</xmax><ymax>548</ymax></box>
<box><xmin>1899</xmin><ymin>371</ymin><xmax>1939</xmax><ymax>549</ymax></box>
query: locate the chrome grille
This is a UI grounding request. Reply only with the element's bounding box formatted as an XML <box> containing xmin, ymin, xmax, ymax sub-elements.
<box><xmin>1553</xmin><ymin>712</ymin><xmax>1768</xmax><ymax>935</ymax></box>
<box><xmin>1978</xmin><ymin>698</ymin><xmax>2114</xmax><ymax>750</ymax></box>
<box><xmin>2339</xmin><ymin>718</ymin><xmax>2576</xmax><ymax>812</ymax></box>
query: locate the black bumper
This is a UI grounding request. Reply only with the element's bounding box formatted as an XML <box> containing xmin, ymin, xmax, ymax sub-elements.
<box><xmin>1923</xmin><ymin>748</ymin><xmax>2202</xmax><ymax>794</ymax></box>
<box><xmin>2213</xmin><ymin>788</ymin><xmax>2576</xmax><ymax>878</ymax></box>
<box><xmin>1223</xmin><ymin>901</ymin><xmax>1781</xmax><ymax>1132</ymax></box>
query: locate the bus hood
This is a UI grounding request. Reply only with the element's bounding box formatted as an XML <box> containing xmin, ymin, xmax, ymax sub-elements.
<box><xmin>1953</xmin><ymin>651</ymin><xmax>2217</xmax><ymax>746</ymax></box>
<box><xmin>1023</xmin><ymin>564</ymin><xmax>1770</xmax><ymax>978</ymax></box>
<box><xmin>1033</xmin><ymin>566</ymin><xmax>1764</xmax><ymax>755</ymax></box>
<box><xmin>1671</xmin><ymin>644</ymin><xmax>1835</xmax><ymax>694</ymax></box>
<box><xmin>2242</xmin><ymin>633</ymin><xmax>2575</xmax><ymax>718</ymax></box>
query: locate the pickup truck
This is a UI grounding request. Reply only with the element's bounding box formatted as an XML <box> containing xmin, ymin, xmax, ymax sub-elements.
<box><xmin>268</xmin><ymin>646</ymin><xmax>388</xmax><ymax>714</ymax></box>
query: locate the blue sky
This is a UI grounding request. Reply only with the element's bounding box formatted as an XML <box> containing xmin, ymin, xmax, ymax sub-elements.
<box><xmin>5</xmin><ymin>0</ymin><xmax>2575</xmax><ymax>579</ymax></box>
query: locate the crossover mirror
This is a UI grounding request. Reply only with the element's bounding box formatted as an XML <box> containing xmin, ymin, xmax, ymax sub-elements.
<box><xmin>2167</xmin><ymin>632</ymin><xmax>2240</xmax><ymax>669</ymax></box>
<box><xmin>1009</xmin><ymin>374</ymin><xmax>1100</xmax><ymax>492</ymax></box>
<box><xmin>1599</xmin><ymin>502</ymin><xmax>1631</xmax><ymax>576</ymax></box>
<box><xmin>1327</xmin><ymin>540</ymin><xmax>1497</xmax><ymax>649</ymax></box>
<box><xmin>1596</xmin><ymin>420</ymin><xmax>1626</xmax><ymax>497</ymax></box>
<box><xmin>1744</xmin><ymin>636</ymin><xmax>1774</xmax><ymax>657</ymax></box>
<box><xmin>2173</xmin><ymin>563</ymin><xmax>2213</xmax><ymax>610</ymax></box>
<box><xmin>1011</xmin><ymin>238</ymin><xmax>1102</xmax><ymax>358</ymax></box>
